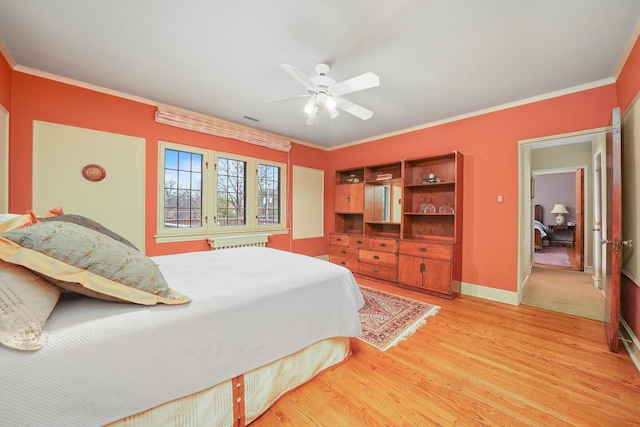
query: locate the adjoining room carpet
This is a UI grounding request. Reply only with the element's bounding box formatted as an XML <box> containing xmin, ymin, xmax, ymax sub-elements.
<box><xmin>357</xmin><ymin>286</ymin><xmax>439</xmax><ymax>351</ymax></box>
<box><xmin>534</xmin><ymin>246</ymin><xmax>571</xmax><ymax>268</ymax></box>
<box><xmin>522</xmin><ymin>267</ymin><xmax>605</xmax><ymax>321</ymax></box>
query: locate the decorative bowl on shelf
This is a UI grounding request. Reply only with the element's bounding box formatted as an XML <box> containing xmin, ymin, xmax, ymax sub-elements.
<box><xmin>419</xmin><ymin>203</ymin><xmax>435</xmax><ymax>213</ymax></box>
<box><xmin>439</xmin><ymin>205</ymin><xmax>455</xmax><ymax>214</ymax></box>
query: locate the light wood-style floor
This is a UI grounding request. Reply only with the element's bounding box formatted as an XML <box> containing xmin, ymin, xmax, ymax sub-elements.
<box><xmin>251</xmin><ymin>278</ymin><xmax>640</xmax><ymax>427</ymax></box>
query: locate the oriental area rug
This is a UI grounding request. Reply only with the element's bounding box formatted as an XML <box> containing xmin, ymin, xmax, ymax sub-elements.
<box><xmin>357</xmin><ymin>286</ymin><xmax>440</xmax><ymax>351</ymax></box>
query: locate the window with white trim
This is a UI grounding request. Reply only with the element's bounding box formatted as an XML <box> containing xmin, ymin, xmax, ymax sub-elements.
<box><xmin>157</xmin><ymin>141</ymin><xmax>286</xmax><ymax>241</ymax></box>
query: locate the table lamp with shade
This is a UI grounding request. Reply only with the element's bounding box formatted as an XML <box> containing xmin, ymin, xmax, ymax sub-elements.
<box><xmin>550</xmin><ymin>204</ymin><xmax>569</xmax><ymax>225</ymax></box>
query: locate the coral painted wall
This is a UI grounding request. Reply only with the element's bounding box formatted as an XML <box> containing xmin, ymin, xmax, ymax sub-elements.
<box><xmin>326</xmin><ymin>86</ymin><xmax>617</xmax><ymax>292</ymax></box>
<box><xmin>0</xmin><ymin>49</ymin><xmax>10</xmax><ymax>110</ymax></box>
<box><xmin>617</xmin><ymin>36</ymin><xmax>640</xmax><ymax>114</ymax></box>
<box><xmin>7</xmin><ymin>71</ymin><xmax>329</xmax><ymax>257</ymax></box>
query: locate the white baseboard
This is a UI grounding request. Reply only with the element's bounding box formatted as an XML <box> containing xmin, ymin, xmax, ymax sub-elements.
<box><xmin>461</xmin><ymin>282</ymin><xmax>519</xmax><ymax>305</ymax></box>
<box><xmin>620</xmin><ymin>317</ymin><xmax>640</xmax><ymax>373</ymax></box>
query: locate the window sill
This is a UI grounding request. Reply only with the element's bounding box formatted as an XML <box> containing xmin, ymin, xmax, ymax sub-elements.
<box><xmin>154</xmin><ymin>228</ymin><xmax>289</xmax><ymax>244</ymax></box>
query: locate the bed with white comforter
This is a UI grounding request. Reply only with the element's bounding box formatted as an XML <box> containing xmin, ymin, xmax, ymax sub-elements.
<box><xmin>0</xmin><ymin>247</ymin><xmax>364</xmax><ymax>426</ymax></box>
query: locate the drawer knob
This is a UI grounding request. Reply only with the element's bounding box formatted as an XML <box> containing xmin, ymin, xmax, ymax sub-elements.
<box><xmin>336</xmin><ymin>238</ymin><xmax>342</xmax><ymax>242</ymax></box>
<box><xmin>373</xmin><ymin>269</ymin><xmax>379</xmax><ymax>273</ymax></box>
<box><xmin>356</xmin><ymin>240</ymin><xmax>362</xmax><ymax>244</ymax></box>
<box><xmin>340</xmin><ymin>261</ymin><xmax>346</xmax><ymax>265</ymax></box>
<box><xmin>341</xmin><ymin>250</ymin><xmax>347</xmax><ymax>254</ymax></box>
<box><xmin>380</xmin><ymin>243</ymin><xmax>387</xmax><ymax>247</ymax></box>
<box><xmin>419</xmin><ymin>247</ymin><xmax>427</xmax><ymax>252</ymax></box>
<box><xmin>373</xmin><ymin>255</ymin><xmax>380</xmax><ymax>260</ymax></box>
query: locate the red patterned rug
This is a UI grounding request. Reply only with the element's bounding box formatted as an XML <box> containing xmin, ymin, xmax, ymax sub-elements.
<box><xmin>357</xmin><ymin>286</ymin><xmax>440</xmax><ymax>351</ymax></box>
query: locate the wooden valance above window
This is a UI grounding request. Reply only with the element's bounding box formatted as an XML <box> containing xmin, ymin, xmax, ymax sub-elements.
<box><xmin>155</xmin><ymin>106</ymin><xmax>292</xmax><ymax>152</ymax></box>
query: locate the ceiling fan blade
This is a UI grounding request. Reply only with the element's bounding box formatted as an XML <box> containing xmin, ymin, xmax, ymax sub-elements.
<box><xmin>329</xmin><ymin>72</ymin><xmax>380</xmax><ymax>96</ymax></box>
<box><xmin>280</xmin><ymin>64</ymin><xmax>317</xmax><ymax>91</ymax></box>
<box><xmin>262</xmin><ymin>94</ymin><xmax>309</xmax><ymax>103</ymax></box>
<box><xmin>337</xmin><ymin>97</ymin><xmax>374</xmax><ymax>120</ymax></box>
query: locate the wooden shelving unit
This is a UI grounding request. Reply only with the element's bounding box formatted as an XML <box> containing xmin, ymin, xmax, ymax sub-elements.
<box><xmin>330</xmin><ymin>153</ymin><xmax>464</xmax><ymax>300</ymax></box>
<box><xmin>335</xmin><ymin>167</ymin><xmax>365</xmax><ymax>235</ymax></box>
<box><xmin>398</xmin><ymin>152</ymin><xmax>463</xmax><ymax>299</ymax></box>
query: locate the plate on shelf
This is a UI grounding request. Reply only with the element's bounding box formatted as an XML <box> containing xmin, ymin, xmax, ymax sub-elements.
<box><xmin>439</xmin><ymin>205</ymin><xmax>455</xmax><ymax>214</ymax></box>
<box><xmin>419</xmin><ymin>203</ymin><xmax>436</xmax><ymax>213</ymax></box>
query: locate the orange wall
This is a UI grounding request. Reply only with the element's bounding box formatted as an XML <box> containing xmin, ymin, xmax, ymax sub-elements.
<box><xmin>327</xmin><ymin>85</ymin><xmax>618</xmax><ymax>292</ymax></box>
<box><xmin>0</xmin><ymin>50</ymin><xmax>10</xmax><ymax>111</ymax></box>
<box><xmin>8</xmin><ymin>71</ymin><xmax>329</xmax><ymax>257</ymax></box>
<box><xmin>617</xmin><ymin>36</ymin><xmax>640</xmax><ymax>114</ymax></box>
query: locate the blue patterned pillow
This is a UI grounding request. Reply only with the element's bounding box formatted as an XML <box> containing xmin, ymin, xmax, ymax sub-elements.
<box><xmin>0</xmin><ymin>221</ymin><xmax>190</xmax><ymax>305</ymax></box>
<box><xmin>39</xmin><ymin>214</ymin><xmax>139</xmax><ymax>250</ymax></box>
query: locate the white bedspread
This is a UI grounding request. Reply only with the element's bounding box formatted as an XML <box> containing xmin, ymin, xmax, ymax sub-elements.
<box><xmin>0</xmin><ymin>247</ymin><xmax>364</xmax><ymax>427</ymax></box>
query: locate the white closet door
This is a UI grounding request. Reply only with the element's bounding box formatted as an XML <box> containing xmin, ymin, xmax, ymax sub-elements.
<box><xmin>293</xmin><ymin>166</ymin><xmax>324</xmax><ymax>240</ymax></box>
<box><xmin>32</xmin><ymin>121</ymin><xmax>145</xmax><ymax>251</ymax></box>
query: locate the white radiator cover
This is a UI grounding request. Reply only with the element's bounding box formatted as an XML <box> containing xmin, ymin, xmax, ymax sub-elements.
<box><xmin>207</xmin><ymin>234</ymin><xmax>271</xmax><ymax>250</ymax></box>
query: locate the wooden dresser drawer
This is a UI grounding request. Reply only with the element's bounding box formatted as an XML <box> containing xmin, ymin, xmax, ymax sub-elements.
<box><xmin>330</xmin><ymin>233</ymin><xmax>350</xmax><ymax>247</ymax></box>
<box><xmin>358</xmin><ymin>262</ymin><xmax>397</xmax><ymax>282</ymax></box>
<box><xmin>329</xmin><ymin>256</ymin><xmax>358</xmax><ymax>273</ymax></box>
<box><xmin>349</xmin><ymin>236</ymin><xmax>371</xmax><ymax>250</ymax></box>
<box><xmin>359</xmin><ymin>249</ymin><xmax>397</xmax><ymax>266</ymax></box>
<box><xmin>398</xmin><ymin>240</ymin><xmax>451</xmax><ymax>260</ymax></box>
<box><xmin>370</xmin><ymin>238</ymin><xmax>397</xmax><ymax>253</ymax></box>
<box><xmin>329</xmin><ymin>245</ymin><xmax>359</xmax><ymax>260</ymax></box>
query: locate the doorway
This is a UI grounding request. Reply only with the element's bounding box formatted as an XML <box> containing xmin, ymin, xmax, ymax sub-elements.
<box><xmin>518</xmin><ymin>129</ymin><xmax>607</xmax><ymax>320</ymax></box>
<box><xmin>532</xmin><ymin>169</ymin><xmax>584</xmax><ymax>272</ymax></box>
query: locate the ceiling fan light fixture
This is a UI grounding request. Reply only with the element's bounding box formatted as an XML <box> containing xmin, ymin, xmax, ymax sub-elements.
<box><xmin>325</xmin><ymin>95</ymin><xmax>337</xmax><ymax>110</ymax></box>
<box><xmin>276</xmin><ymin>63</ymin><xmax>379</xmax><ymax>124</ymax></box>
<box><xmin>315</xmin><ymin>92</ymin><xmax>327</xmax><ymax>106</ymax></box>
<box><xmin>303</xmin><ymin>97</ymin><xmax>316</xmax><ymax>115</ymax></box>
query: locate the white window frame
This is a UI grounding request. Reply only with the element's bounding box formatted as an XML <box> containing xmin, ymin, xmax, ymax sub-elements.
<box><xmin>156</xmin><ymin>141</ymin><xmax>287</xmax><ymax>243</ymax></box>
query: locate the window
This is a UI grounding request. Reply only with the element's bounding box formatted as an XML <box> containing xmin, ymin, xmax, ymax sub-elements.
<box><xmin>157</xmin><ymin>142</ymin><xmax>286</xmax><ymax>241</ymax></box>
<box><xmin>216</xmin><ymin>157</ymin><xmax>246</xmax><ymax>227</ymax></box>
<box><xmin>258</xmin><ymin>163</ymin><xmax>281</xmax><ymax>225</ymax></box>
<box><xmin>163</xmin><ymin>149</ymin><xmax>203</xmax><ymax>228</ymax></box>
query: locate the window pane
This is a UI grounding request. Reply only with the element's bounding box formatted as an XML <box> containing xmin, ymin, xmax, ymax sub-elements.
<box><xmin>165</xmin><ymin>169</ymin><xmax>178</xmax><ymax>189</ymax></box>
<box><xmin>217</xmin><ymin>157</ymin><xmax>246</xmax><ymax>227</ymax></box>
<box><xmin>163</xmin><ymin>149</ymin><xmax>202</xmax><ymax>228</ymax></box>
<box><xmin>165</xmin><ymin>149</ymin><xmax>178</xmax><ymax>170</ymax></box>
<box><xmin>258</xmin><ymin>164</ymin><xmax>281</xmax><ymax>225</ymax></box>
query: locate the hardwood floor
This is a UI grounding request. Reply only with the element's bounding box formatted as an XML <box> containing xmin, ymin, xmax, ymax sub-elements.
<box><xmin>251</xmin><ymin>278</ymin><xmax>640</xmax><ymax>426</ymax></box>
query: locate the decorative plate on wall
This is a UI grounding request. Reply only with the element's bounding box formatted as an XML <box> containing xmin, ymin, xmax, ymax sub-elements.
<box><xmin>82</xmin><ymin>164</ymin><xmax>106</xmax><ymax>182</ymax></box>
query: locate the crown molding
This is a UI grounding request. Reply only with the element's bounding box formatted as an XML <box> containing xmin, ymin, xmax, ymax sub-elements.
<box><xmin>331</xmin><ymin>78</ymin><xmax>616</xmax><ymax>151</ymax></box>
<box><xmin>614</xmin><ymin>17</ymin><xmax>640</xmax><ymax>81</ymax></box>
<box><xmin>0</xmin><ymin>38</ymin><xmax>16</xmax><ymax>69</ymax></box>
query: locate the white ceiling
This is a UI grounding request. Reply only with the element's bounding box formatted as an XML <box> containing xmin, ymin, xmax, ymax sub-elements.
<box><xmin>1</xmin><ymin>0</ymin><xmax>639</xmax><ymax>149</ymax></box>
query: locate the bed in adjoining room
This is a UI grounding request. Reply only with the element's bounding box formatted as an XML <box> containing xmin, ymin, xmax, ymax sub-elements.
<box><xmin>0</xmin><ymin>213</ymin><xmax>364</xmax><ymax>427</ymax></box>
<box><xmin>534</xmin><ymin>204</ymin><xmax>548</xmax><ymax>252</ymax></box>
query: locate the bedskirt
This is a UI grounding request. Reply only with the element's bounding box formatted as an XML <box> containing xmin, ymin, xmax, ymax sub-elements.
<box><xmin>105</xmin><ymin>337</ymin><xmax>351</xmax><ymax>427</ymax></box>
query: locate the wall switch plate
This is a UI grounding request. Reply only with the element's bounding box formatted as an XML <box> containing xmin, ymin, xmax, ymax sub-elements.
<box><xmin>497</xmin><ymin>195</ymin><xmax>503</xmax><ymax>203</ymax></box>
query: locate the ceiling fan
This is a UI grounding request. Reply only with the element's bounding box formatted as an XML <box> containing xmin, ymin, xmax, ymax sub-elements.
<box><xmin>268</xmin><ymin>63</ymin><xmax>380</xmax><ymax>125</ymax></box>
